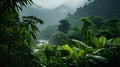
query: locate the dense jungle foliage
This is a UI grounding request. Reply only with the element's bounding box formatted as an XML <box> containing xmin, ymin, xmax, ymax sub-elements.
<box><xmin>0</xmin><ymin>0</ymin><xmax>120</xmax><ymax>67</ymax></box>
<box><xmin>39</xmin><ymin>0</ymin><xmax>120</xmax><ymax>39</ymax></box>
<box><xmin>0</xmin><ymin>0</ymin><xmax>43</xmax><ymax>67</ymax></box>
<box><xmin>48</xmin><ymin>16</ymin><xmax>120</xmax><ymax>67</ymax></box>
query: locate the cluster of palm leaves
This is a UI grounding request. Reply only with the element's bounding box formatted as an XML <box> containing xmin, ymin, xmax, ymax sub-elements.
<box><xmin>0</xmin><ymin>0</ymin><xmax>44</xmax><ymax>67</ymax></box>
<box><xmin>0</xmin><ymin>0</ymin><xmax>33</xmax><ymax>11</ymax></box>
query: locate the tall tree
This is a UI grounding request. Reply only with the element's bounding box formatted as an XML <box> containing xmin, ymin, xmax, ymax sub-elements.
<box><xmin>58</xmin><ymin>19</ymin><xmax>70</xmax><ymax>34</ymax></box>
<box><xmin>80</xmin><ymin>17</ymin><xmax>94</xmax><ymax>45</ymax></box>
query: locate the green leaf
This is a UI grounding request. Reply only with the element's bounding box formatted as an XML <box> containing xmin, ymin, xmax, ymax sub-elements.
<box><xmin>57</xmin><ymin>46</ymin><xmax>64</xmax><ymax>51</ymax></box>
<box><xmin>112</xmin><ymin>37</ymin><xmax>120</xmax><ymax>46</ymax></box>
<box><xmin>78</xmin><ymin>49</ymin><xmax>85</xmax><ymax>57</ymax></box>
<box><xmin>23</xmin><ymin>39</ymin><xmax>30</xmax><ymax>47</ymax></box>
<box><xmin>73</xmin><ymin>46</ymin><xmax>80</xmax><ymax>51</ymax></box>
<box><xmin>31</xmin><ymin>24</ymin><xmax>39</xmax><ymax>32</ymax></box>
<box><xmin>107</xmin><ymin>38</ymin><xmax>113</xmax><ymax>45</ymax></box>
<box><xmin>22</xmin><ymin>16</ymin><xmax>44</xmax><ymax>24</ymax></box>
<box><xmin>72</xmin><ymin>39</ymin><xmax>90</xmax><ymax>49</ymax></box>
<box><xmin>86</xmin><ymin>54</ymin><xmax>108</xmax><ymax>65</ymax></box>
<box><xmin>92</xmin><ymin>55</ymin><xmax>108</xmax><ymax>63</ymax></box>
<box><xmin>99</xmin><ymin>36</ymin><xmax>107</xmax><ymax>47</ymax></box>
<box><xmin>93</xmin><ymin>48</ymin><xmax>109</xmax><ymax>54</ymax></box>
<box><xmin>63</xmin><ymin>44</ymin><xmax>73</xmax><ymax>54</ymax></box>
<box><xmin>87</xmin><ymin>59</ymin><xmax>97</xmax><ymax>65</ymax></box>
<box><xmin>93</xmin><ymin>38</ymin><xmax>101</xmax><ymax>48</ymax></box>
<box><xmin>30</xmin><ymin>31</ymin><xmax>37</xmax><ymax>40</ymax></box>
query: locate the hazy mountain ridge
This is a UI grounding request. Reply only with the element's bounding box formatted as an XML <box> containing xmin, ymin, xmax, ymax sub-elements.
<box><xmin>39</xmin><ymin>0</ymin><xmax>120</xmax><ymax>39</ymax></box>
<box><xmin>67</xmin><ymin>0</ymin><xmax>120</xmax><ymax>22</ymax></box>
<box><xmin>19</xmin><ymin>5</ymin><xmax>74</xmax><ymax>31</ymax></box>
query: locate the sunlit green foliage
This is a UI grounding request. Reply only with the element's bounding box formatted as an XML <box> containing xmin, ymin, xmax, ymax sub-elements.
<box><xmin>36</xmin><ymin>36</ymin><xmax>120</xmax><ymax>67</ymax></box>
<box><xmin>48</xmin><ymin>16</ymin><xmax>120</xmax><ymax>67</ymax></box>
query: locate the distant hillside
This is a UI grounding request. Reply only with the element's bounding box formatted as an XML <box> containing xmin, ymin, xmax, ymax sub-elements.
<box><xmin>19</xmin><ymin>5</ymin><xmax>74</xmax><ymax>31</ymax></box>
<box><xmin>66</xmin><ymin>0</ymin><xmax>120</xmax><ymax>26</ymax></box>
<box><xmin>38</xmin><ymin>0</ymin><xmax>120</xmax><ymax>40</ymax></box>
<box><xmin>38</xmin><ymin>25</ymin><xmax>58</xmax><ymax>40</ymax></box>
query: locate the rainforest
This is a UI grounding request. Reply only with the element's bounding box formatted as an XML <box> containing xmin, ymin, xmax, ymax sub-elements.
<box><xmin>0</xmin><ymin>0</ymin><xmax>120</xmax><ymax>67</ymax></box>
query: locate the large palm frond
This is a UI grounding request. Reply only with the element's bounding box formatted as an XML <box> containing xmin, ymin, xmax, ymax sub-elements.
<box><xmin>0</xmin><ymin>0</ymin><xmax>33</xmax><ymax>11</ymax></box>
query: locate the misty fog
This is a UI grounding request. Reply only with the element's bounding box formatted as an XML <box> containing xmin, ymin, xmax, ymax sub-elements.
<box><xmin>19</xmin><ymin>0</ymin><xmax>89</xmax><ymax>31</ymax></box>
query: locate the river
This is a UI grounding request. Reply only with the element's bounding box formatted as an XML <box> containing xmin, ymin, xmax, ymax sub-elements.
<box><xmin>36</xmin><ymin>40</ymin><xmax>49</xmax><ymax>46</ymax></box>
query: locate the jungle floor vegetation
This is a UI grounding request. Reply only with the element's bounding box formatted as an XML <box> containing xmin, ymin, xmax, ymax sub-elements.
<box><xmin>37</xmin><ymin>17</ymin><xmax>120</xmax><ymax>67</ymax></box>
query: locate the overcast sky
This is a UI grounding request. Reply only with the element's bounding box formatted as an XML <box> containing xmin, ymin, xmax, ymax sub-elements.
<box><xmin>33</xmin><ymin>0</ymin><xmax>88</xmax><ymax>9</ymax></box>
